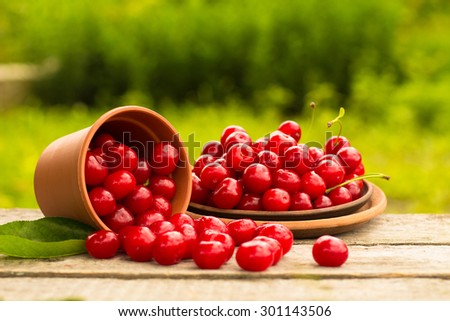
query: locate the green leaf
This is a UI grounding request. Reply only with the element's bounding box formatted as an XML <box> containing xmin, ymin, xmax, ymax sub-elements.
<box><xmin>0</xmin><ymin>217</ymin><xmax>96</xmax><ymax>258</ymax></box>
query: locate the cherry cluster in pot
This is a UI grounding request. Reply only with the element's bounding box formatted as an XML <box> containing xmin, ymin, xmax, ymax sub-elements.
<box><xmin>191</xmin><ymin>120</ymin><xmax>365</xmax><ymax>211</ymax></box>
<box><xmin>86</xmin><ymin>216</ymin><xmax>296</xmax><ymax>271</ymax></box>
<box><xmin>85</xmin><ymin>132</ymin><xmax>180</xmax><ymax>231</ymax></box>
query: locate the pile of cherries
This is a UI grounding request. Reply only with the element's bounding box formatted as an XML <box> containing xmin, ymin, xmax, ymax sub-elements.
<box><xmin>191</xmin><ymin>120</ymin><xmax>365</xmax><ymax>211</ymax></box>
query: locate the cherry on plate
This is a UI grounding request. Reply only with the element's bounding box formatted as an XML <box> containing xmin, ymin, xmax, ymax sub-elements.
<box><xmin>262</xmin><ymin>188</ymin><xmax>291</xmax><ymax>211</ymax></box>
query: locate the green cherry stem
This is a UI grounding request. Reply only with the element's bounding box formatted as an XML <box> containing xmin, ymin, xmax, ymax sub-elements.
<box><xmin>325</xmin><ymin>173</ymin><xmax>391</xmax><ymax>194</ymax></box>
<box><xmin>327</xmin><ymin>107</ymin><xmax>346</xmax><ymax>140</ymax></box>
<box><xmin>306</xmin><ymin>101</ymin><xmax>317</xmax><ymax>135</ymax></box>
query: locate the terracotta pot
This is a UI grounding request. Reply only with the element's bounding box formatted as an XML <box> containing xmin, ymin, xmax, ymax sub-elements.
<box><xmin>34</xmin><ymin>106</ymin><xmax>192</xmax><ymax>230</ymax></box>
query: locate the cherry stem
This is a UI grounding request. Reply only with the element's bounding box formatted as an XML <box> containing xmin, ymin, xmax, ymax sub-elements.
<box><xmin>327</xmin><ymin>107</ymin><xmax>345</xmax><ymax>141</ymax></box>
<box><xmin>325</xmin><ymin>173</ymin><xmax>391</xmax><ymax>194</ymax></box>
<box><xmin>307</xmin><ymin>101</ymin><xmax>317</xmax><ymax>135</ymax></box>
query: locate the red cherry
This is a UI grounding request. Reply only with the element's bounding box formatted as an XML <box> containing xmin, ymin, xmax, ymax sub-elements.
<box><xmin>193</xmin><ymin>241</ymin><xmax>228</xmax><ymax>269</ymax></box>
<box><xmin>290</xmin><ymin>192</ymin><xmax>313</xmax><ymax>210</ymax></box>
<box><xmin>313</xmin><ymin>195</ymin><xmax>333</xmax><ymax>209</ymax></box>
<box><xmin>92</xmin><ymin>133</ymin><xmax>116</xmax><ymax>151</ymax></box>
<box><xmin>121</xmin><ymin>226</ymin><xmax>156</xmax><ymax>262</ymax></box>
<box><xmin>104</xmin><ymin>143</ymin><xmax>138</xmax><ymax>172</ymax></box>
<box><xmin>133</xmin><ymin>159</ymin><xmax>152</xmax><ymax>185</ymax></box>
<box><xmin>195</xmin><ymin>216</ymin><xmax>229</xmax><ymax>235</ymax></box>
<box><xmin>101</xmin><ymin>205</ymin><xmax>135</xmax><ymax>233</ymax></box>
<box><xmin>149</xmin><ymin>195</ymin><xmax>172</xmax><ymax>219</ymax></box>
<box><xmin>300</xmin><ymin>171</ymin><xmax>326</xmax><ymax>200</ymax></box>
<box><xmin>345</xmin><ymin>181</ymin><xmax>362</xmax><ymax>200</ymax></box>
<box><xmin>242</xmin><ymin>163</ymin><xmax>272</xmax><ymax>194</ymax></box>
<box><xmin>283</xmin><ymin>145</ymin><xmax>314</xmax><ymax>176</ymax></box>
<box><xmin>352</xmin><ymin>162</ymin><xmax>365</xmax><ymax>176</ymax></box>
<box><xmin>149</xmin><ymin>142</ymin><xmax>179</xmax><ymax>175</ymax></box>
<box><xmin>225</xmin><ymin>143</ymin><xmax>258</xmax><ymax>172</ymax></box>
<box><xmin>337</xmin><ymin>146</ymin><xmax>362</xmax><ymax>174</ymax></box>
<box><xmin>149</xmin><ymin>220</ymin><xmax>176</xmax><ymax>236</ymax></box>
<box><xmin>193</xmin><ymin>154</ymin><xmax>216</xmax><ymax>177</ymax></box>
<box><xmin>236</xmin><ymin>240</ymin><xmax>274</xmax><ymax>272</ymax></box>
<box><xmin>262</xmin><ymin>188</ymin><xmax>291</xmax><ymax>211</ymax></box>
<box><xmin>152</xmin><ymin>231</ymin><xmax>186</xmax><ymax>265</ymax></box>
<box><xmin>212</xmin><ymin>177</ymin><xmax>243</xmax><ymax>209</ymax></box>
<box><xmin>135</xmin><ymin>210</ymin><xmax>165</xmax><ymax>228</ymax></box>
<box><xmin>200</xmin><ymin>162</ymin><xmax>229</xmax><ymax>190</ymax></box>
<box><xmin>227</xmin><ymin>218</ymin><xmax>257</xmax><ymax>246</ymax></box>
<box><xmin>103</xmin><ymin>170</ymin><xmax>136</xmax><ymax>200</ymax></box>
<box><xmin>123</xmin><ymin>185</ymin><xmax>153</xmax><ymax>215</ymax></box>
<box><xmin>169</xmin><ymin>213</ymin><xmax>195</xmax><ymax>228</ymax></box>
<box><xmin>148</xmin><ymin>175</ymin><xmax>176</xmax><ymax>200</ymax></box>
<box><xmin>86</xmin><ymin>230</ymin><xmax>120</xmax><ymax>259</ymax></box>
<box><xmin>256</xmin><ymin>223</ymin><xmax>293</xmax><ymax>255</ymax></box>
<box><xmin>312</xmin><ymin>235</ymin><xmax>349</xmax><ymax>267</ymax></box>
<box><xmin>220</xmin><ymin>125</ymin><xmax>246</xmax><ymax>146</ymax></box>
<box><xmin>267</xmin><ymin>130</ymin><xmax>296</xmax><ymax>156</ymax></box>
<box><xmin>258</xmin><ymin>150</ymin><xmax>282</xmax><ymax>172</ymax></box>
<box><xmin>88</xmin><ymin>187</ymin><xmax>116</xmax><ymax>216</ymax></box>
<box><xmin>272</xmin><ymin>169</ymin><xmax>301</xmax><ymax>194</ymax></box>
<box><xmin>223</xmin><ymin>130</ymin><xmax>252</xmax><ymax>152</ymax></box>
<box><xmin>252</xmin><ymin>136</ymin><xmax>269</xmax><ymax>154</ymax></box>
<box><xmin>202</xmin><ymin>140</ymin><xmax>224</xmax><ymax>157</ymax></box>
<box><xmin>307</xmin><ymin>146</ymin><xmax>324</xmax><ymax>166</ymax></box>
<box><xmin>176</xmin><ymin>223</ymin><xmax>197</xmax><ymax>259</ymax></box>
<box><xmin>199</xmin><ymin>230</ymin><xmax>235</xmax><ymax>261</ymax></box>
<box><xmin>85</xmin><ymin>151</ymin><xmax>109</xmax><ymax>186</ymax></box>
<box><xmin>328</xmin><ymin>186</ymin><xmax>353</xmax><ymax>205</ymax></box>
<box><xmin>190</xmin><ymin>173</ymin><xmax>210</xmax><ymax>204</ymax></box>
<box><xmin>344</xmin><ymin>173</ymin><xmax>364</xmax><ymax>189</ymax></box>
<box><xmin>315</xmin><ymin>158</ymin><xmax>346</xmax><ymax>188</ymax></box>
<box><xmin>325</xmin><ymin>135</ymin><xmax>350</xmax><ymax>154</ymax></box>
<box><xmin>236</xmin><ymin>193</ymin><xmax>263</xmax><ymax>210</ymax></box>
<box><xmin>278</xmin><ymin>120</ymin><xmax>302</xmax><ymax>143</ymax></box>
<box><xmin>253</xmin><ymin>236</ymin><xmax>283</xmax><ymax>265</ymax></box>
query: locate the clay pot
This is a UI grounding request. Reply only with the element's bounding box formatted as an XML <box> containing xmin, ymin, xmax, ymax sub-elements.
<box><xmin>34</xmin><ymin>106</ymin><xmax>192</xmax><ymax>230</ymax></box>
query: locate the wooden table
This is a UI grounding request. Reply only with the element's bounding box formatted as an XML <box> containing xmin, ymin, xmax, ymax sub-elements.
<box><xmin>0</xmin><ymin>209</ymin><xmax>449</xmax><ymax>301</ymax></box>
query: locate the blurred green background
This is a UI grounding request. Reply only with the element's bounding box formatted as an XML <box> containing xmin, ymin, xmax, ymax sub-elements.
<box><xmin>0</xmin><ymin>0</ymin><xmax>449</xmax><ymax>213</ymax></box>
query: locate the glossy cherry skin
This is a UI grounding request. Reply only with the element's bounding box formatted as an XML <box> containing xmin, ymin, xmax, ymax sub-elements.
<box><xmin>252</xmin><ymin>136</ymin><xmax>269</xmax><ymax>154</ymax></box>
<box><xmin>104</xmin><ymin>143</ymin><xmax>139</xmax><ymax>172</ymax></box>
<box><xmin>148</xmin><ymin>175</ymin><xmax>176</xmax><ymax>200</ymax></box>
<box><xmin>92</xmin><ymin>133</ymin><xmax>116</xmax><ymax>151</ymax></box>
<box><xmin>101</xmin><ymin>205</ymin><xmax>135</xmax><ymax>233</ymax></box>
<box><xmin>133</xmin><ymin>159</ymin><xmax>152</xmax><ymax>185</ymax></box>
<box><xmin>258</xmin><ymin>150</ymin><xmax>282</xmax><ymax>172</ymax></box>
<box><xmin>86</xmin><ymin>230</ymin><xmax>120</xmax><ymax>259</ymax></box>
<box><xmin>223</xmin><ymin>130</ymin><xmax>252</xmax><ymax>152</ymax></box>
<box><xmin>121</xmin><ymin>226</ymin><xmax>156</xmax><ymax>262</ymax></box>
<box><xmin>149</xmin><ymin>195</ymin><xmax>172</xmax><ymax>220</ymax></box>
<box><xmin>227</xmin><ymin>218</ymin><xmax>257</xmax><ymax>246</ymax></box>
<box><xmin>193</xmin><ymin>241</ymin><xmax>228</xmax><ymax>269</ymax></box>
<box><xmin>313</xmin><ymin>195</ymin><xmax>333</xmax><ymax>209</ymax></box>
<box><xmin>149</xmin><ymin>142</ymin><xmax>180</xmax><ymax>175</ymax></box>
<box><xmin>256</xmin><ymin>223</ymin><xmax>294</xmax><ymax>255</ymax></box>
<box><xmin>253</xmin><ymin>236</ymin><xmax>283</xmax><ymax>265</ymax></box>
<box><xmin>267</xmin><ymin>130</ymin><xmax>297</xmax><ymax>156</ymax></box>
<box><xmin>242</xmin><ymin>163</ymin><xmax>272</xmax><ymax>194</ymax></box>
<box><xmin>352</xmin><ymin>162</ymin><xmax>365</xmax><ymax>176</ymax></box>
<box><xmin>202</xmin><ymin>140</ymin><xmax>224</xmax><ymax>157</ymax></box>
<box><xmin>315</xmin><ymin>158</ymin><xmax>346</xmax><ymax>189</ymax></box>
<box><xmin>88</xmin><ymin>187</ymin><xmax>116</xmax><ymax>216</ymax></box>
<box><xmin>290</xmin><ymin>192</ymin><xmax>313</xmax><ymax>211</ymax></box>
<box><xmin>152</xmin><ymin>231</ymin><xmax>186</xmax><ymax>265</ymax></box>
<box><xmin>325</xmin><ymin>135</ymin><xmax>350</xmax><ymax>155</ymax></box>
<box><xmin>199</xmin><ymin>230</ymin><xmax>235</xmax><ymax>261</ymax></box>
<box><xmin>176</xmin><ymin>223</ymin><xmax>198</xmax><ymax>259</ymax></box>
<box><xmin>169</xmin><ymin>213</ymin><xmax>195</xmax><ymax>228</ymax></box>
<box><xmin>193</xmin><ymin>154</ymin><xmax>216</xmax><ymax>177</ymax></box>
<box><xmin>103</xmin><ymin>170</ymin><xmax>136</xmax><ymax>200</ymax></box>
<box><xmin>149</xmin><ymin>220</ymin><xmax>176</xmax><ymax>236</ymax></box>
<box><xmin>85</xmin><ymin>151</ymin><xmax>109</xmax><ymax>186</ymax></box>
<box><xmin>337</xmin><ymin>146</ymin><xmax>362</xmax><ymax>174</ymax></box>
<box><xmin>236</xmin><ymin>240</ymin><xmax>274</xmax><ymax>272</ymax></box>
<box><xmin>195</xmin><ymin>216</ymin><xmax>229</xmax><ymax>235</ymax></box>
<box><xmin>328</xmin><ymin>186</ymin><xmax>353</xmax><ymax>206</ymax></box>
<box><xmin>300</xmin><ymin>171</ymin><xmax>326</xmax><ymax>200</ymax></box>
<box><xmin>212</xmin><ymin>177</ymin><xmax>243</xmax><ymax>209</ymax></box>
<box><xmin>236</xmin><ymin>193</ymin><xmax>263</xmax><ymax>211</ymax></box>
<box><xmin>278</xmin><ymin>120</ymin><xmax>301</xmax><ymax>143</ymax></box>
<box><xmin>200</xmin><ymin>162</ymin><xmax>229</xmax><ymax>190</ymax></box>
<box><xmin>220</xmin><ymin>125</ymin><xmax>246</xmax><ymax>146</ymax></box>
<box><xmin>272</xmin><ymin>169</ymin><xmax>301</xmax><ymax>194</ymax></box>
<box><xmin>262</xmin><ymin>188</ymin><xmax>291</xmax><ymax>211</ymax></box>
<box><xmin>345</xmin><ymin>181</ymin><xmax>362</xmax><ymax>200</ymax></box>
<box><xmin>283</xmin><ymin>145</ymin><xmax>313</xmax><ymax>176</ymax></box>
<box><xmin>134</xmin><ymin>210</ymin><xmax>166</xmax><ymax>228</ymax></box>
<box><xmin>225</xmin><ymin>143</ymin><xmax>258</xmax><ymax>172</ymax></box>
<box><xmin>190</xmin><ymin>173</ymin><xmax>210</xmax><ymax>204</ymax></box>
<box><xmin>123</xmin><ymin>185</ymin><xmax>153</xmax><ymax>215</ymax></box>
<box><xmin>312</xmin><ymin>235</ymin><xmax>349</xmax><ymax>267</ymax></box>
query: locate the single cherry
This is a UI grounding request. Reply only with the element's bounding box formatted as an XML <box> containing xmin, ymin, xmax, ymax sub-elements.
<box><xmin>102</xmin><ymin>205</ymin><xmax>135</xmax><ymax>233</ymax></box>
<box><xmin>225</xmin><ymin>143</ymin><xmax>258</xmax><ymax>172</ymax></box>
<box><xmin>88</xmin><ymin>187</ymin><xmax>116</xmax><ymax>216</ymax></box>
<box><xmin>86</xmin><ymin>230</ymin><xmax>120</xmax><ymax>259</ymax></box>
<box><xmin>328</xmin><ymin>186</ymin><xmax>353</xmax><ymax>206</ymax></box>
<box><xmin>236</xmin><ymin>240</ymin><xmax>274</xmax><ymax>272</ymax></box>
<box><xmin>193</xmin><ymin>154</ymin><xmax>216</xmax><ymax>177</ymax></box>
<box><xmin>85</xmin><ymin>151</ymin><xmax>109</xmax><ymax>186</ymax></box>
<box><xmin>242</xmin><ymin>163</ymin><xmax>272</xmax><ymax>194</ymax></box>
<box><xmin>149</xmin><ymin>142</ymin><xmax>179</xmax><ymax>175</ymax></box>
<box><xmin>200</xmin><ymin>162</ymin><xmax>229</xmax><ymax>190</ymax></box>
<box><xmin>190</xmin><ymin>173</ymin><xmax>210</xmax><ymax>204</ymax></box>
<box><xmin>313</xmin><ymin>195</ymin><xmax>333</xmax><ymax>209</ymax></box>
<box><xmin>133</xmin><ymin>159</ymin><xmax>152</xmax><ymax>185</ymax></box>
<box><xmin>212</xmin><ymin>177</ymin><xmax>243</xmax><ymax>209</ymax></box>
<box><xmin>123</xmin><ymin>185</ymin><xmax>153</xmax><ymax>215</ymax></box>
<box><xmin>300</xmin><ymin>171</ymin><xmax>326</xmax><ymax>200</ymax></box>
<box><xmin>193</xmin><ymin>241</ymin><xmax>228</xmax><ymax>269</ymax></box>
<box><xmin>104</xmin><ymin>143</ymin><xmax>138</xmax><ymax>172</ymax></box>
<box><xmin>262</xmin><ymin>188</ymin><xmax>291</xmax><ymax>211</ymax></box>
<box><xmin>267</xmin><ymin>130</ymin><xmax>297</xmax><ymax>156</ymax></box>
<box><xmin>152</xmin><ymin>231</ymin><xmax>186</xmax><ymax>265</ymax></box>
<box><xmin>121</xmin><ymin>226</ymin><xmax>156</xmax><ymax>262</ymax></box>
<box><xmin>278</xmin><ymin>120</ymin><xmax>301</xmax><ymax>143</ymax></box>
<box><xmin>315</xmin><ymin>158</ymin><xmax>346</xmax><ymax>189</ymax></box>
<box><xmin>253</xmin><ymin>235</ymin><xmax>283</xmax><ymax>265</ymax></box>
<box><xmin>272</xmin><ymin>169</ymin><xmax>301</xmax><ymax>194</ymax></box>
<box><xmin>134</xmin><ymin>210</ymin><xmax>166</xmax><ymax>228</ymax></box>
<box><xmin>312</xmin><ymin>235</ymin><xmax>349</xmax><ymax>267</ymax></box>
<box><xmin>258</xmin><ymin>150</ymin><xmax>282</xmax><ymax>172</ymax></box>
<box><xmin>290</xmin><ymin>192</ymin><xmax>313</xmax><ymax>210</ymax></box>
<box><xmin>220</xmin><ymin>125</ymin><xmax>246</xmax><ymax>146</ymax></box>
<box><xmin>103</xmin><ymin>170</ymin><xmax>136</xmax><ymax>200</ymax></box>
<box><xmin>256</xmin><ymin>223</ymin><xmax>294</xmax><ymax>255</ymax></box>
<box><xmin>325</xmin><ymin>135</ymin><xmax>350</xmax><ymax>155</ymax></box>
<box><xmin>223</xmin><ymin>130</ymin><xmax>252</xmax><ymax>152</ymax></box>
<box><xmin>227</xmin><ymin>218</ymin><xmax>257</xmax><ymax>246</ymax></box>
<box><xmin>201</xmin><ymin>140</ymin><xmax>224</xmax><ymax>157</ymax></box>
<box><xmin>337</xmin><ymin>146</ymin><xmax>362</xmax><ymax>174</ymax></box>
<box><xmin>148</xmin><ymin>175</ymin><xmax>176</xmax><ymax>200</ymax></box>
<box><xmin>199</xmin><ymin>230</ymin><xmax>235</xmax><ymax>261</ymax></box>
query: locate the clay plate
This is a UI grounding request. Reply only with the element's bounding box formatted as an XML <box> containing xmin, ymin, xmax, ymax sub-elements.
<box><xmin>189</xmin><ymin>180</ymin><xmax>373</xmax><ymax>221</ymax></box>
<box><xmin>188</xmin><ymin>183</ymin><xmax>387</xmax><ymax>239</ymax></box>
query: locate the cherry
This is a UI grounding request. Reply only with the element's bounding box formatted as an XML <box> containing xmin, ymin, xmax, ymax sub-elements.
<box><xmin>220</xmin><ymin>125</ymin><xmax>246</xmax><ymax>146</ymax></box>
<box><xmin>252</xmin><ymin>136</ymin><xmax>269</xmax><ymax>154</ymax></box>
<box><xmin>104</xmin><ymin>143</ymin><xmax>138</xmax><ymax>172</ymax></box>
<box><xmin>123</xmin><ymin>185</ymin><xmax>153</xmax><ymax>215</ymax></box>
<box><xmin>278</xmin><ymin>120</ymin><xmax>301</xmax><ymax>143</ymax></box>
<box><xmin>315</xmin><ymin>158</ymin><xmax>345</xmax><ymax>189</ymax></box>
<box><xmin>148</xmin><ymin>175</ymin><xmax>176</xmax><ymax>200</ymax></box>
<box><xmin>149</xmin><ymin>220</ymin><xmax>176</xmax><ymax>236</ymax></box>
<box><xmin>200</xmin><ymin>162</ymin><xmax>229</xmax><ymax>190</ymax></box>
<box><xmin>121</xmin><ymin>226</ymin><xmax>156</xmax><ymax>262</ymax></box>
<box><xmin>149</xmin><ymin>142</ymin><xmax>179</xmax><ymax>175</ymax></box>
<box><xmin>290</xmin><ymin>192</ymin><xmax>313</xmax><ymax>211</ymax></box>
<box><xmin>103</xmin><ymin>170</ymin><xmax>136</xmax><ymax>200</ymax></box>
<box><xmin>236</xmin><ymin>193</ymin><xmax>263</xmax><ymax>210</ymax></box>
<box><xmin>257</xmin><ymin>150</ymin><xmax>282</xmax><ymax>172</ymax></box>
<box><xmin>283</xmin><ymin>145</ymin><xmax>312</xmax><ymax>176</ymax></box>
<box><xmin>225</xmin><ymin>143</ymin><xmax>258</xmax><ymax>172</ymax></box>
<box><xmin>133</xmin><ymin>159</ymin><xmax>152</xmax><ymax>185</ymax></box>
<box><xmin>345</xmin><ymin>181</ymin><xmax>362</xmax><ymax>200</ymax></box>
<box><xmin>223</xmin><ymin>130</ymin><xmax>252</xmax><ymax>152</ymax></box>
<box><xmin>88</xmin><ymin>187</ymin><xmax>116</xmax><ymax>216</ymax></box>
<box><xmin>325</xmin><ymin>135</ymin><xmax>350</xmax><ymax>155</ymax></box>
<box><xmin>199</xmin><ymin>230</ymin><xmax>235</xmax><ymax>261</ymax></box>
<box><xmin>300</xmin><ymin>171</ymin><xmax>326</xmax><ymax>200</ymax></box>
<box><xmin>227</xmin><ymin>218</ymin><xmax>257</xmax><ymax>246</ymax></box>
<box><xmin>135</xmin><ymin>210</ymin><xmax>165</xmax><ymax>228</ymax></box>
<box><xmin>85</xmin><ymin>151</ymin><xmax>109</xmax><ymax>186</ymax></box>
<box><xmin>190</xmin><ymin>173</ymin><xmax>210</xmax><ymax>204</ymax></box>
<box><xmin>212</xmin><ymin>177</ymin><xmax>243</xmax><ymax>209</ymax></box>
<box><xmin>307</xmin><ymin>146</ymin><xmax>324</xmax><ymax>166</ymax></box>
<box><xmin>272</xmin><ymin>169</ymin><xmax>301</xmax><ymax>194</ymax></box>
<box><xmin>102</xmin><ymin>205</ymin><xmax>135</xmax><ymax>233</ymax></box>
<box><xmin>352</xmin><ymin>162</ymin><xmax>365</xmax><ymax>176</ymax></box>
<box><xmin>312</xmin><ymin>235</ymin><xmax>348</xmax><ymax>267</ymax></box>
<box><xmin>256</xmin><ymin>223</ymin><xmax>293</xmax><ymax>255</ymax></box>
<box><xmin>253</xmin><ymin>236</ymin><xmax>283</xmax><ymax>265</ymax></box>
<box><xmin>344</xmin><ymin>173</ymin><xmax>364</xmax><ymax>189</ymax></box>
<box><xmin>86</xmin><ymin>230</ymin><xmax>120</xmax><ymax>259</ymax></box>
<box><xmin>201</xmin><ymin>140</ymin><xmax>224</xmax><ymax>158</ymax></box>
<box><xmin>193</xmin><ymin>241</ymin><xmax>228</xmax><ymax>269</ymax></box>
<box><xmin>236</xmin><ymin>240</ymin><xmax>274</xmax><ymax>272</ymax></box>
<box><xmin>193</xmin><ymin>154</ymin><xmax>216</xmax><ymax>177</ymax></box>
<box><xmin>267</xmin><ymin>130</ymin><xmax>297</xmax><ymax>156</ymax></box>
<box><xmin>92</xmin><ymin>133</ymin><xmax>116</xmax><ymax>151</ymax></box>
<box><xmin>313</xmin><ymin>195</ymin><xmax>333</xmax><ymax>209</ymax></box>
<box><xmin>262</xmin><ymin>188</ymin><xmax>291</xmax><ymax>211</ymax></box>
<box><xmin>169</xmin><ymin>213</ymin><xmax>195</xmax><ymax>228</ymax></box>
<box><xmin>242</xmin><ymin>163</ymin><xmax>272</xmax><ymax>194</ymax></box>
<box><xmin>152</xmin><ymin>231</ymin><xmax>186</xmax><ymax>265</ymax></box>
<box><xmin>337</xmin><ymin>146</ymin><xmax>362</xmax><ymax>174</ymax></box>
<box><xmin>195</xmin><ymin>216</ymin><xmax>229</xmax><ymax>235</ymax></box>
<box><xmin>328</xmin><ymin>186</ymin><xmax>353</xmax><ymax>206</ymax></box>
<box><xmin>176</xmin><ymin>223</ymin><xmax>197</xmax><ymax>259</ymax></box>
